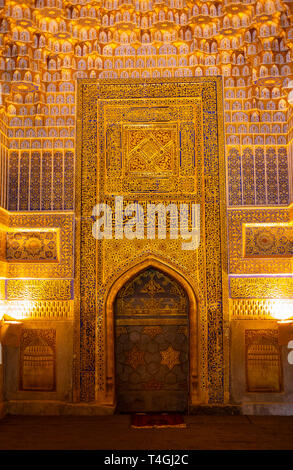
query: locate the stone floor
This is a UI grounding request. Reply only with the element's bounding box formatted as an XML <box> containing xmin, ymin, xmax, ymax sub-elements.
<box><xmin>0</xmin><ymin>414</ymin><xmax>293</xmax><ymax>450</ymax></box>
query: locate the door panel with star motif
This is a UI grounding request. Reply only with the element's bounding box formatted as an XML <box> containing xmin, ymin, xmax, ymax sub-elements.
<box><xmin>115</xmin><ymin>268</ymin><xmax>189</xmax><ymax>412</ymax></box>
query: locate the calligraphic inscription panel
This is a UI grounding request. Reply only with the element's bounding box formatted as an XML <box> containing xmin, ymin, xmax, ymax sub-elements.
<box><xmin>244</xmin><ymin>224</ymin><xmax>293</xmax><ymax>259</ymax></box>
<box><xmin>77</xmin><ymin>78</ymin><xmax>227</xmax><ymax>405</ymax></box>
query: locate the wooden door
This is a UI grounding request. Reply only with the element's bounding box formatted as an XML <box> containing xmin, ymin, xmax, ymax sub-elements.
<box><xmin>115</xmin><ymin>268</ymin><xmax>189</xmax><ymax>412</ymax></box>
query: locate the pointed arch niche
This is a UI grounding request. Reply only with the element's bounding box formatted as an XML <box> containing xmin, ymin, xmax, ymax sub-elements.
<box><xmin>103</xmin><ymin>257</ymin><xmax>200</xmax><ymax>409</ymax></box>
<box><xmin>76</xmin><ymin>78</ymin><xmax>228</xmax><ymax>410</ymax></box>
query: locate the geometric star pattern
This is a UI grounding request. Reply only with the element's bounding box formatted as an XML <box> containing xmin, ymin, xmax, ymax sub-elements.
<box><xmin>160</xmin><ymin>345</ymin><xmax>181</xmax><ymax>370</ymax></box>
<box><xmin>124</xmin><ymin>345</ymin><xmax>145</xmax><ymax>370</ymax></box>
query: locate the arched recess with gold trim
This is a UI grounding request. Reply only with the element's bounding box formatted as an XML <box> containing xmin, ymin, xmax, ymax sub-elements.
<box><xmin>115</xmin><ymin>267</ymin><xmax>189</xmax><ymax>412</ymax></box>
<box><xmin>102</xmin><ymin>257</ymin><xmax>200</xmax><ymax>410</ymax></box>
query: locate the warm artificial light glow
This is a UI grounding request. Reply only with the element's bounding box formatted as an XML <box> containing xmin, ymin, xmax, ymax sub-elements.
<box><xmin>271</xmin><ymin>300</ymin><xmax>293</xmax><ymax>322</ymax></box>
<box><xmin>0</xmin><ymin>301</ymin><xmax>36</xmax><ymax>321</ymax></box>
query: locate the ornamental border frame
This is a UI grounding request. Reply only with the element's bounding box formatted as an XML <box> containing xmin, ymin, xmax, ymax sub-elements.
<box><xmin>75</xmin><ymin>77</ymin><xmax>229</xmax><ymax>406</ymax></box>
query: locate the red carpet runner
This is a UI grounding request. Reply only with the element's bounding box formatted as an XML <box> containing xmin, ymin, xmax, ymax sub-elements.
<box><xmin>131</xmin><ymin>413</ymin><xmax>186</xmax><ymax>429</ymax></box>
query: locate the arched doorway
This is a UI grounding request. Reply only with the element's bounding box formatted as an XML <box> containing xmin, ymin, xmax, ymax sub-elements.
<box><xmin>78</xmin><ymin>78</ymin><xmax>227</xmax><ymax>407</ymax></box>
<box><xmin>114</xmin><ymin>267</ymin><xmax>189</xmax><ymax>412</ymax></box>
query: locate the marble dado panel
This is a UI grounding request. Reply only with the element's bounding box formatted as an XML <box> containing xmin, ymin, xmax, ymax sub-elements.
<box><xmin>6</xmin><ymin>230</ymin><xmax>59</xmax><ymax>262</ymax></box>
<box><xmin>19</xmin><ymin>328</ymin><xmax>56</xmax><ymax>392</ymax></box>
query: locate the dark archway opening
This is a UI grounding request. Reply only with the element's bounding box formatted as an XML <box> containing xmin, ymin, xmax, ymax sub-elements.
<box><xmin>114</xmin><ymin>267</ymin><xmax>189</xmax><ymax>412</ymax></box>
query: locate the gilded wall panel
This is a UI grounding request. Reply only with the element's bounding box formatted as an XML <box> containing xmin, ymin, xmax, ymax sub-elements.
<box><xmin>0</xmin><ymin>229</ymin><xmax>6</xmax><ymax>261</ymax></box>
<box><xmin>0</xmin><ymin>300</ymin><xmax>74</xmax><ymax>320</ymax></box>
<box><xmin>6</xmin><ymin>213</ymin><xmax>74</xmax><ymax>278</ymax></box>
<box><xmin>228</xmin><ymin>208</ymin><xmax>292</xmax><ymax>274</ymax></box>
<box><xmin>6</xmin><ymin>279</ymin><xmax>72</xmax><ymax>301</ymax></box>
<box><xmin>103</xmin><ymin>99</ymin><xmax>200</xmax><ymax>195</ymax></box>
<box><xmin>19</xmin><ymin>329</ymin><xmax>56</xmax><ymax>391</ymax></box>
<box><xmin>230</xmin><ymin>276</ymin><xmax>293</xmax><ymax>299</ymax></box>
<box><xmin>244</xmin><ymin>224</ymin><xmax>293</xmax><ymax>258</ymax></box>
<box><xmin>77</xmin><ymin>78</ymin><xmax>227</xmax><ymax>404</ymax></box>
<box><xmin>245</xmin><ymin>329</ymin><xmax>282</xmax><ymax>393</ymax></box>
<box><xmin>6</xmin><ymin>230</ymin><xmax>59</xmax><ymax>262</ymax></box>
<box><xmin>229</xmin><ymin>298</ymin><xmax>293</xmax><ymax>319</ymax></box>
<box><xmin>102</xmin><ymin>238</ymin><xmax>201</xmax><ymax>285</ymax></box>
<box><xmin>227</xmin><ymin>146</ymin><xmax>289</xmax><ymax>207</ymax></box>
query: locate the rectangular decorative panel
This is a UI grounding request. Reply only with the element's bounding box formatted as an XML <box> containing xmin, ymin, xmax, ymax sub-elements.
<box><xmin>6</xmin><ymin>279</ymin><xmax>73</xmax><ymax>301</ymax></box>
<box><xmin>6</xmin><ymin>230</ymin><xmax>59</xmax><ymax>262</ymax></box>
<box><xmin>245</xmin><ymin>329</ymin><xmax>282</xmax><ymax>393</ymax></box>
<box><xmin>19</xmin><ymin>329</ymin><xmax>56</xmax><ymax>392</ymax></box>
<box><xmin>103</xmin><ymin>101</ymin><xmax>199</xmax><ymax>195</ymax></box>
<box><xmin>228</xmin><ymin>146</ymin><xmax>289</xmax><ymax>207</ymax></box>
<box><xmin>76</xmin><ymin>77</ymin><xmax>227</xmax><ymax>404</ymax></box>
<box><xmin>6</xmin><ymin>213</ymin><xmax>74</xmax><ymax>278</ymax></box>
<box><xmin>229</xmin><ymin>299</ymin><xmax>290</xmax><ymax>319</ymax></box>
<box><xmin>228</xmin><ymin>208</ymin><xmax>291</xmax><ymax>274</ymax></box>
<box><xmin>244</xmin><ymin>224</ymin><xmax>293</xmax><ymax>258</ymax></box>
<box><xmin>8</xmin><ymin>151</ymin><xmax>74</xmax><ymax>211</ymax></box>
<box><xmin>230</xmin><ymin>276</ymin><xmax>293</xmax><ymax>299</ymax></box>
<box><xmin>123</xmin><ymin>123</ymin><xmax>178</xmax><ymax>179</ymax></box>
